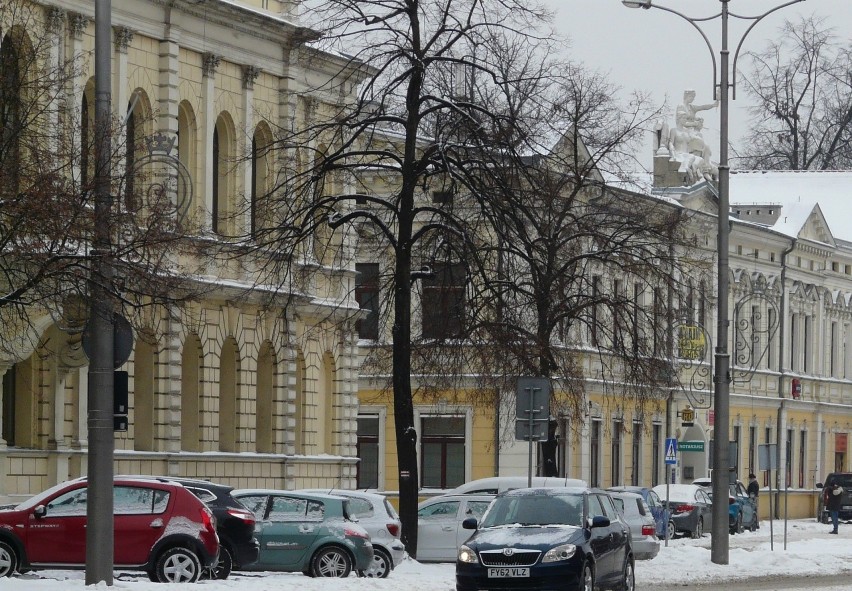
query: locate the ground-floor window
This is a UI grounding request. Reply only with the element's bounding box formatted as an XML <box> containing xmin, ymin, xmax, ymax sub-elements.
<box><xmin>356</xmin><ymin>414</ymin><xmax>380</xmax><ymax>489</ymax></box>
<box><xmin>421</xmin><ymin>415</ymin><xmax>465</xmax><ymax>489</ymax></box>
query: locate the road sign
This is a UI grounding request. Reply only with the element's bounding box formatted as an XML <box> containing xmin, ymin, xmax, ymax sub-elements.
<box><xmin>515</xmin><ymin>377</ymin><xmax>550</xmax><ymax>420</ymax></box>
<box><xmin>665</xmin><ymin>437</ymin><xmax>678</xmax><ymax>465</ymax></box>
<box><xmin>515</xmin><ymin>419</ymin><xmax>548</xmax><ymax>441</ymax></box>
<box><xmin>679</xmin><ymin>440</ymin><xmax>704</xmax><ymax>452</ymax></box>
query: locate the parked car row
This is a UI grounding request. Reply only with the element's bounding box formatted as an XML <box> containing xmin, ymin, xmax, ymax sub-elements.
<box><xmin>0</xmin><ymin>477</ymin><xmax>408</xmax><ymax>583</ymax></box>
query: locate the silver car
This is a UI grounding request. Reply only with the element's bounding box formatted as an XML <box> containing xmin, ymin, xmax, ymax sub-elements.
<box><xmin>608</xmin><ymin>490</ymin><xmax>660</xmax><ymax>560</ymax></box>
<box><xmin>417</xmin><ymin>494</ymin><xmax>494</xmax><ymax>562</ymax></box>
<box><xmin>300</xmin><ymin>489</ymin><xmax>405</xmax><ymax>577</ymax></box>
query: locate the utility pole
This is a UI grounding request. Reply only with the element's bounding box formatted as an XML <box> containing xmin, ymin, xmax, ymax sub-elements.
<box><xmin>86</xmin><ymin>0</ymin><xmax>115</xmax><ymax>584</ymax></box>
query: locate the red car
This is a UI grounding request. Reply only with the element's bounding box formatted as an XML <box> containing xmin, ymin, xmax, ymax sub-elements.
<box><xmin>0</xmin><ymin>476</ymin><xmax>219</xmax><ymax>583</ymax></box>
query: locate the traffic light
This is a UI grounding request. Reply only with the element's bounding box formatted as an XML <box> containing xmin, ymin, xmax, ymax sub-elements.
<box><xmin>114</xmin><ymin>370</ymin><xmax>128</xmax><ymax>432</ymax></box>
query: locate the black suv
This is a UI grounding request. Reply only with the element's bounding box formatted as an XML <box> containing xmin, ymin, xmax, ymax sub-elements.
<box><xmin>166</xmin><ymin>478</ymin><xmax>260</xmax><ymax>579</ymax></box>
<box><xmin>816</xmin><ymin>473</ymin><xmax>852</xmax><ymax>524</ymax></box>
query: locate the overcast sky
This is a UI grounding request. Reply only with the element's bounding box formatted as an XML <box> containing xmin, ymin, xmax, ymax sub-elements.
<box><xmin>542</xmin><ymin>0</ymin><xmax>852</xmax><ymax>169</ymax></box>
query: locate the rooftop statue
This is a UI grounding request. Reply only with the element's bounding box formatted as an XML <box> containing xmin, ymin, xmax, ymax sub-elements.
<box><xmin>655</xmin><ymin>90</ymin><xmax>719</xmax><ymax>184</ymax></box>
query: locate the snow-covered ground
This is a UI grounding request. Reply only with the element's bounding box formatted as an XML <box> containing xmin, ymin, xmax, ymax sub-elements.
<box><xmin>15</xmin><ymin>518</ymin><xmax>852</xmax><ymax>590</ymax></box>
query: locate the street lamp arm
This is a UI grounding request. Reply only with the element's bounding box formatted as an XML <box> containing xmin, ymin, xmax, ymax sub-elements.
<box><xmin>730</xmin><ymin>0</ymin><xmax>807</xmax><ymax>100</ymax></box>
<box><xmin>624</xmin><ymin>2</ymin><xmax>718</xmax><ymax>98</ymax></box>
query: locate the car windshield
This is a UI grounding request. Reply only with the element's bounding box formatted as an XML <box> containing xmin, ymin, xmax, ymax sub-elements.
<box><xmin>479</xmin><ymin>493</ymin><xmax>583</xmax><ymax>528</ymax></box>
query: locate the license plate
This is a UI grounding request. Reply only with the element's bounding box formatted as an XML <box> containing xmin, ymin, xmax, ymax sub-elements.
<box><xmin>488</xmin><ymin>567</ymin><xmax>529</xmax><ymax>578</ymax></box>
<box><xmin>843</xmin><ymin>506</ymin><xmax>852</xmax><ymax>510</ymax></box>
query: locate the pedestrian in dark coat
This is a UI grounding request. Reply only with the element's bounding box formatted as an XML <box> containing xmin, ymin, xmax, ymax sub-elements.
<box><xmin>827</xmin><ymin>482</ymin><xmax>844</xmax><ymax>534</ymax></box>
<box><xmin>747</xmin><ymin>473</ymin><xmax>760</xmax><ymax>529</ymax></box>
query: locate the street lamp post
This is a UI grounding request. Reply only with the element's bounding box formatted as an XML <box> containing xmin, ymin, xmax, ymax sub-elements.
<box><xmin>622</xmin><ymin>0</ymin><xmax>805</xmax><ymax>565</ymax></box>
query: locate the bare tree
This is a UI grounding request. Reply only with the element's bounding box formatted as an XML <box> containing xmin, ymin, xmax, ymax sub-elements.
<box><xmin>736</xmin><ymin>16</ymin><xmax>852</xmax><ymax>170</ymax></box>
<box><xmin>241</xmin><ymin>0</ymin><xmax>572</xmax><ymax>556</ymax></box>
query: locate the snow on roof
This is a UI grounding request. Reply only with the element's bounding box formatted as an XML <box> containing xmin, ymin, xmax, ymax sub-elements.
<box><xmin>730</xmin><ymin>170</ymin><xmax>852</xmax><ymax>240</ymax></box>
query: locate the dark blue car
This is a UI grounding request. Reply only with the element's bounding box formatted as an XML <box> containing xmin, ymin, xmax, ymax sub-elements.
<box><xmin>456</xmin><ymin>487</ymin><xmax>634</xmax><ymax>591</ymax></box>
<box><xmin>607</xmin><ymin>486</ymin><xmax>673</xmax><ymax>540</ymax></box>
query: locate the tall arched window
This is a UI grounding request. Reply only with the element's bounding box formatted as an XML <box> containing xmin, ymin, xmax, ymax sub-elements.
<box><xmin>251</xmin><ymin>123</ymin><xmax>272</xmax><ymax>239</ymax></box>
<box><xmin>294</xmin><ymin>350</ymin><xmax>306</xmax><ymax>454</ymax></box>
<box><xmin>256</xmin><ymin>341</ymin><xmax>276</xmax><ymax>453</ymax></box>
<box><xmin>80</xmin><ymin>78</ymin><xmax>98</xmax><ymax>189</ymax></box>
<box><xmin>0</xmin><ymin>35</ymin><xmax>21</xmax><ymax>195</ymax></box>
<box><xmin>212</xmin><ymin>113</ymin><xmax>234</xmax><ymax>235</ymax></box>
<box><xmin>177</xmin><ymin>101</ymin><xmax>197</xmax><ymax>224</ymax></box>
<box><xmin>180</xmin><ymin>334</ymin><xmax>203</xmax><ymax>452</ymax></box>
<box><xmin>133</xmin><ymin>337</ymin><xmax>155</xmax><ymax>451</ymax></box>
<box><xmin>219</xmin><ymin>337</ymin><xmax>239</xmax><ymax>452</ymax></box>
<box><xmin>321</xmin><ymin>351</ymin><xmax>336</xmax><ymax>454</ymax></box>
<box><xmin>124</xmin><ymin>91</ymin><xmax>150</xmax><ymax>212</ymax></box>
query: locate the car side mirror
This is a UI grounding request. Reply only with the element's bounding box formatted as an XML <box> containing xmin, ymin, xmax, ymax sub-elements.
<box><xmin>33</xmin><ymin>505</ymin><xmax>46</xmax><ymax>518</ymax></box>
<box><xmin>462</xmin><ymin>517</ymin><xmax>478</xmax><ymax>530</ymax></box>
<box><xmin>589</xmin><ymin>515</ymin><xmax>610</xmax><ymax>528</ymax></box>
<box><xmin>816</xmin><ymin>483</ymin><xmax>824</xmax><ymax>489</ymax></box>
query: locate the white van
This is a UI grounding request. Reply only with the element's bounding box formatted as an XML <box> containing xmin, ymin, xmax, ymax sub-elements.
<box><xmin>446</xmin><ymin>476</ymin><xmax>588</xmax><ymax>495</ymax></box>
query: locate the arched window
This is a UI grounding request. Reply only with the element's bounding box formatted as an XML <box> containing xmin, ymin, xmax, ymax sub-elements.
<box><xmin>251</xmin><ymin>123</ymin><xmax>273</xmax><ymax>238</ymax></box>
<box><xmin>0</xmin><ymin>35</ymin><xmax>21</xmax><ymax>194</ymax></box>
<box><xmin>212</xmin><ymin>113</ymin><xmax>234</xmax><ymax>235</ymax></box>
<box><xmin>180</xmin><ymin>334</ymin><xmax>203</xmax><ymax>452</ymax></box>
<box><xmin>294</xmin><ymin>350</ymin><xmax>306</xmax><ymax>454</ymax></box>
<box><xmin>177</xmin><ymin>101</ymin><xmax>197</xmax><ymax>224</ymax></box>
<box><xmin>256</xmin><ymin>341</ymin><xmax>276</xmax><ymax>453</ymax></box>
<box><xmin>81</xmin><ymin>79</ymin><xmax>96</xmax><ymax>187</ymax></box>
<box><xmin>133</xmin><ymin>337</ymin><xmax>155</xmax><ymax>451</ymax></box>
<box><xmin>124</xmin><ymin>91</ymin><xmax>150</xmax><ymax>212</ymax></box>
<box><xmin>219</xmin><ymin>337</ymin><xmax>239</xmax><ymax>452</ymax></box>
<box><xmin>321</xmin><ymin>352</ymin><xmax>336</xmax><ymax>454</ymax></box>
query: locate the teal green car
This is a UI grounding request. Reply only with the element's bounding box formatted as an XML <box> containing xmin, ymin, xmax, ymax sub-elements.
<box><xmin>232</xmin><ymin>489</ymin><xmax>373</xmax><ymax>577</ymax></box>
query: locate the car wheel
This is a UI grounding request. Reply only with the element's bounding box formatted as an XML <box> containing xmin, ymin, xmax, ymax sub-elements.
<box><xmin>357</xmin><ymin>546</ymin><xmax>392</xmax><ymax>578</ymax></box>
<box><xmin>666</xmin><ymin>520</ymin><xmax>676</xmax><ymax>540</ymax></box>
<box><xmin>732</xmin><ymin>512</ymin><xmax>743</xmax><ymax>535</ymax></box>
<box><xmin>582</xmin><ymin>563</ymin><xmax>594</xmax><ymax>591</ymax></box>
<box><xmin>207</xmin><ymin>545</ymin><xmax>233</xmax><ymax>580</ymax></box>
<box><xmin>310</xmin><ymin>546</ymin><xmax>353</xmax><ymax>578</ymax></box>
<box><xmin>155</xmin><ymin>546</ymin><xmax>202</xmax><ymax>583</ymax></box>
<box><xmin>619</xmin><ymin>557</ymin><xmax>635</xmax><ymax>591</ymax></box>
<box><xmin>0</xmin><ymin>541</ymin><xmax>18</xmax><ymax>578</ymax></box>
<box><xmin>691</xmin><ymin>518</ymin><xmax>703</xmax><ymax>539</ymax></box>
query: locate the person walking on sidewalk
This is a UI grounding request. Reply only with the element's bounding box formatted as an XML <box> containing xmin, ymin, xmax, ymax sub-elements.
<box><xmin>827</xmin><ymin>481</ymin><xmax>844</xmax><ymax>534</ymax></box>
<box><xmin>747</xmin><ymin>473</ymin><xmax>760</xmax><ymax>529</ymax></box>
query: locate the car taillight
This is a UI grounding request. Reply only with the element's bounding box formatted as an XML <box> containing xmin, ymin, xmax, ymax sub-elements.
<box><xmin>641</xmin><ymin>525</ymin><xmax>656</xmax><ymax>537</ymax></box>
<box><xmin>674</xmin><ymin>503</ymin><xmax>695</xmax><ymax>514</ymax></box>
<box><xmin>227</xmin><ymin>507</ymin><xmax>256</xmax><ymax>525</ymax></box>
<box><xmin>345</xmin><ymin>526</ymin><xmax>369</xmax><ymax>539</ymax></box>
<box><xmin>386</xmin><ymin>523</ymin><xmax>400</xmax><ymax>537</ymax></box>
<box><xmin>200</xmin><ymin>506</ymin><xmax>216</xmax><ymax>532</ymax></box>
<box><xmin>729</xmin><ymin>498</ymin><xmax>736</xmax><ymax>505</ymax></box>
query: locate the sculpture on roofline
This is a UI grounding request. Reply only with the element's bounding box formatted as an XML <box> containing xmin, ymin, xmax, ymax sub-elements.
<box><xmin>654</xmin><ymin>89</ymin><xmax>719</xmax><ymax>185</ymax></box>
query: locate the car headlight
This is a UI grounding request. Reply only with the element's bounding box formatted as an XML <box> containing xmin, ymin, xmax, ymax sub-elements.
<box><xmin>458</xmin><ymin>545</ymin><xmax>479</xmax><ymax>564</ymax></box>
<box><xmin>542</xmin><ymin>543</ymin><xmax>577</xmax><ymax>563</ymax></box>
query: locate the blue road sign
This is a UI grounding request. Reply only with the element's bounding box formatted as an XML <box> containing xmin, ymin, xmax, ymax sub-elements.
<box><xmin>664</xmin><ymin>437</ymin><xmax>678</xmax><ymax>465</ymax></box>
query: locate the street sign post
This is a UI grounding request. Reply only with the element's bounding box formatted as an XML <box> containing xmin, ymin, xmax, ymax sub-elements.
<box><xmin>664</xmin><ymin>437</ymin><xmax>677</xmax><ymax>547</ymax></box>
<box><xmin>515</xmin><ymin>377</ymin><xmax>550</xmax><ymax>487</ymax></box>
<box><xmin>665</xmin><ymin>438</ymin><xmax>678</xmax><ymax>465</ymax></box>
